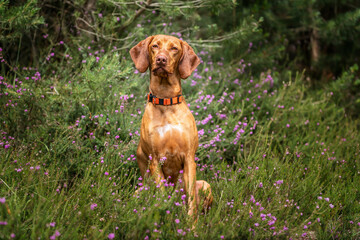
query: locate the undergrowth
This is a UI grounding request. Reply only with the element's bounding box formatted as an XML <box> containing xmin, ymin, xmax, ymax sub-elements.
<box><xmin>1</xmin><ymin>42</ymin><xmax>360</xmax><ymax>239</ymax></box>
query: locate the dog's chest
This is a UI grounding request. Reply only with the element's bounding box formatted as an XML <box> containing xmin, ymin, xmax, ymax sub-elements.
<box><xmin>156</xmin><ymin>124</ymin><xmax>184</xmax><ymax>138</ymax></box>
<box><xmin>142</xmin><ymin>104</ymin><xmax>196</xmax><ymax>153</ymax></box>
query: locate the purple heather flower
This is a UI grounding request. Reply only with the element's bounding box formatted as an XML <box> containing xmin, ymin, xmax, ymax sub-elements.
<box><xmin>275</xmin><ymin>180</ymin><xmax>283</xmax><ymax>185</ymax></box>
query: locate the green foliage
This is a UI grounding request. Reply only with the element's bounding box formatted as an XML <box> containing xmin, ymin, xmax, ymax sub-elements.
<box><xmin>0</xmin><ymin>0</ymin><xmax>44</xmax><ymax>42</ymax></box>
<box><xmin>1</xmin><ymin>44</ymin><xmax>360</xmax><ymax>238</ymax></box>
<box><xmin>328</xmin><ymin>64</ymin><xmax>360</xmax><ymax>117</ymax></box>
<box><xmin>1</xmin><ymin>0</ymin><xmax>360</xmax><ymax>239</ymax></box>
<box><xmin>243</xmin><ymin>0</ymin><xmax>360</xmax><ymax>77</ymax></box>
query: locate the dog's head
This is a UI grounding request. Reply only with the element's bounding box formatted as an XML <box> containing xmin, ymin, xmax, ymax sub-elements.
<box><xmin>130</xmin><ymin>35</ymin><xmax>200</xmax><ymax>79</ymax></box>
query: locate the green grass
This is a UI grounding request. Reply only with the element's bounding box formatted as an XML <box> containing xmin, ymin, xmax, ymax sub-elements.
<box><xmin>1</xmin><ymin>46</ymin><xmax>360</xmax><ymax>239</ymax></box>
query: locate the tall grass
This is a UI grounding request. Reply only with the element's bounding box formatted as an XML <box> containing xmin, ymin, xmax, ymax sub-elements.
<box><xmin>1</xmin><ymin>42</ymin><xmax>359</xmax><ymax>239</ymax></box>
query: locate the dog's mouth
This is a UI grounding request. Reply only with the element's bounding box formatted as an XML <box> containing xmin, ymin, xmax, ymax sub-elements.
<box><xmin>153</xmin><ymin>67</ymin><xmax>172</xmax><ymax>77</ymax></box>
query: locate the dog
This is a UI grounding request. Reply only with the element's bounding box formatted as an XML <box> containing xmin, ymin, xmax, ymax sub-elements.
<box><xmin>130</xmin><ymin>34</ymin><xmax>213</xmax><ymax>217</ymax></box>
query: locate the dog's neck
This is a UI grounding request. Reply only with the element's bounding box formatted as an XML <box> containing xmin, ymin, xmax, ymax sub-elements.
<box><xmin>149</xmin><ymin>71</ymin><xmax>182</xmax><ymax>98</ymax></box>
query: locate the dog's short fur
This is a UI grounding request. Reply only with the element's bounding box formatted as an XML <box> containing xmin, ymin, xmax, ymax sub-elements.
<box><xmin>130</xmin><ymin>35</ymin><xmax>213</xmax><ymax>216</ymax></box>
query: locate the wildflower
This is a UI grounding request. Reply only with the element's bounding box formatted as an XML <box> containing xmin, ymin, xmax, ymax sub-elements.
<box><xmin>0</xmin><ymin>197</ymin><xmax>5</xmax><ymax>204</ymax></box>
<box><xmin>90</xmin><ymin>203</ymin><xmax>97</xmax><ymax>210</ymax></box>
<box><xmin>175</xmin><ymin>219</ymin><xmax>180</xmax><ymax>224</ymax></box>
<box><xmin>160</xmin><ymin>157</ymin><xmax>167</xmax><ymax>165</ymax></box>
<box><xmin>275</xmin><ymin>180</ymin><xmax>283</xmax><ymax>185</ymax></box>
<box><xmin>329</xmin><ymin>204</ymin><xmax>334</xmax><ymax>208</ymax></box>
<box><xmin>268</xmin><ymin>220</ymin><xmax>275</xmax><ymax>226</ymax></box>
<box><xmin>108</xmin><ymin>233</ymin><xmax>115</xmax><ymax>239</ymax></box>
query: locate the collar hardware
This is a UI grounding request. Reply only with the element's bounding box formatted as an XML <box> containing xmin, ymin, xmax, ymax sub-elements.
<box><xmin>147</xmin><ymin>93</ymin><xmax>183</xmax><ymax>106</ymax></box>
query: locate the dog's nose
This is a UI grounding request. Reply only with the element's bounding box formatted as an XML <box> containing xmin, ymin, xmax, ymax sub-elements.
<box><xmin>156</xmin><ymin>55</ymin><xmax>167</xmax><ymax>65</ymax></box>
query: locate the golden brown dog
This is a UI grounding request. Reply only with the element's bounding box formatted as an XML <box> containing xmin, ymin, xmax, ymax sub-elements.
<box><xmin>130</xmin><ymin>35</ymin><xmax>213</xmax><ymax>217</ymax></box>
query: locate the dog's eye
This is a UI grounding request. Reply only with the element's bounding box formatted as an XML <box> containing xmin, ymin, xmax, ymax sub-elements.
<box><xmin>171</xmin><ymin>47</ymin><xmax>178</xmax><ymax>51</ymax></box>
<box><xmin>152</xmin><ymin>44</ymin><xmax>158</xmax><ymax>48</ymax></box>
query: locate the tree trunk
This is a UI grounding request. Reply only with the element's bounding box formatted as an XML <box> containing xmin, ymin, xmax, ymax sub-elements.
<box><xmin>310</xmin><ymin>28</ymin><xmax>320</xmax><ymax>64</ymax></box>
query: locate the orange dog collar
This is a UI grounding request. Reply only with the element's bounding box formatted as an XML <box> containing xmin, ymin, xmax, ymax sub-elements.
<box><xmin>147</xmin><ymin>93</ymin><xmax>183</xmax><ymax>106</ymax></box>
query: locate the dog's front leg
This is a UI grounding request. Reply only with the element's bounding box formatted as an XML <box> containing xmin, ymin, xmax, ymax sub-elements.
<box><xmin>183</xmin><ymin>158</ymin><xmax>197</xmax><ymax>217</ymax></box>
<box><xmin>149</xmin><ymin>157</ymin><xmax>165</xmax><ymax>189</ymax></box>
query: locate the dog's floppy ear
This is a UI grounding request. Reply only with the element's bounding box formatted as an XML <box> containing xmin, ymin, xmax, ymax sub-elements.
<box><xmin>130</xmin><ymin>36</ymin><xmax>154</xmax><ymax>73</ymax></box>
<box><xmin>178</xmin><ymin>40</ymin><xmax>201</xmax><ymax>79</ymax></box>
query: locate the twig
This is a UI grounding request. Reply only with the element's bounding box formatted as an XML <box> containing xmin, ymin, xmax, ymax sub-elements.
<box><xmin>75</xmin><ymin>25</ymin><xmax>135</xmax><ymax>42</ymax></box>
<box><xmin>118</xmin><ymin>0</ymin><xmax>152</xmax><ymax>33</ymax></box>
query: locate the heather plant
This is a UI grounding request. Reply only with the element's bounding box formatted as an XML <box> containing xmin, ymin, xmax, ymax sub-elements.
<box><xmin>1</xmin><ymin>44</ymin><xmax>360</xmax><ymax>238</ymax></box>
<box><xmin>1</xmin><ymin>0</ymin><xmax>360</xmax><ymax>239</ymax></box>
